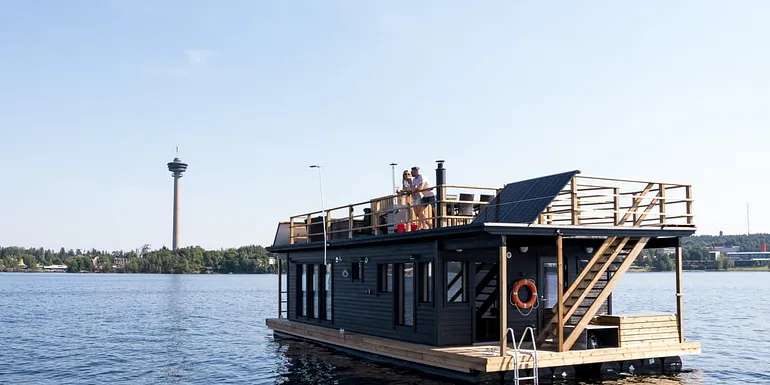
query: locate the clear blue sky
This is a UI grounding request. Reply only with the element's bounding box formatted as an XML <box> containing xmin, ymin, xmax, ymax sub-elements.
<box><xmin>1</xmin><ymin>1</ymin><xmax>768</xmax><ymax>251</ymax></box>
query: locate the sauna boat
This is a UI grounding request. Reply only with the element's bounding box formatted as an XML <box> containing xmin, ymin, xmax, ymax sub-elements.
<box><xmin>266</xmin><ymin>162</ymin><xmax>700</xmax><ymax>383</ymax></box>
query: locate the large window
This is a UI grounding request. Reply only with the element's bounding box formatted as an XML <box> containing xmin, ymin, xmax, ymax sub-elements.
<box><xmin>325</xmin><ymin>263</ymin><xmax>332</xmax><ymax>321</ymax></box>
<box><xmin>313</xmin><ymin>265</ymin><xmax>319</xmax><ymax>318</ymax></box>
<box><xmin>301</xmin><ymin>265</ymin><xmax>307</xmax><ymax>316</ymax></box>
<box><xmin>418</xmin><ymin>261</ymin><xmax>433</xmax><ymax>304</ymax></box>
<box><xmin>378</xmin><ymin>264</ymin><xmax>393</xmax><ymax>293</ymax></box>
<box><xmin>446</xmin><ymin>261</ymin><xmax>467</xmax><ymax>303</ymax></box>
<box><xmin>399</xmin><ymin>263</ymin><xmax>414</xmax><ymax>326</ymax></box>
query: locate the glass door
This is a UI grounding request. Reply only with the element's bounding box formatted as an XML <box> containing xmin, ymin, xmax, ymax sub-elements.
<box><xmin>538</xmin><ymin>257</ymin><xmax>558</xmax><ymax>331</ymax></box>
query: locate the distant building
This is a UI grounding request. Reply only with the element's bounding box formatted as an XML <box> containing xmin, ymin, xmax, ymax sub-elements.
<box><xmin>724</xmin><ymin>252</ymin><xmax>770</xmax><ymax>267</ymax></box>
<box><xmin>707</xmin><ymin>251</ymin><xmax>720</xmax><ymax>261</ymax></box>
<box><xmin>42</xmin><ymin>265</ymin><xmax>68</xmax><ymax>272</ymax></box>
<box><xmin>707</xmin><ymin>245</ymin><xmax>741</xmax><ymax>254</ymax></box>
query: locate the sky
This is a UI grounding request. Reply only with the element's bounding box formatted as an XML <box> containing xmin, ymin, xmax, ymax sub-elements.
<box><xmin>1</xmin><ymin>0</ymin><xmax>769</xmax><ymax>252</ymax></box>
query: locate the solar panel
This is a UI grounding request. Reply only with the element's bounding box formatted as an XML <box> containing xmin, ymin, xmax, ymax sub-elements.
<box><xmin>472</xmin><ymin>170</ymin><xmax>579</xmax><ymax>225</ymax></box>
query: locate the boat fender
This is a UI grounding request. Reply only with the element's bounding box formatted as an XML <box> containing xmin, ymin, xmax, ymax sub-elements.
<box><xmin>510</xmin><ymin>279</ymin><xmax>538</xmax><ymax>309</ymax></box>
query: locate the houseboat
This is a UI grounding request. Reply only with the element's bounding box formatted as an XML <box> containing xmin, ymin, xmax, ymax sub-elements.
<box><xmin>266</xmin><ymin>161</ymin><xmax>700</xmax><ymax>383</ymax></box>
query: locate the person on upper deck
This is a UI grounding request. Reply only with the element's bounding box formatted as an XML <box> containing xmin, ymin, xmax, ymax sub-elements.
<box><xmin>409</xmin><ymin>166</ymin><xmax>435</xmax><ymax>229</ymax></box>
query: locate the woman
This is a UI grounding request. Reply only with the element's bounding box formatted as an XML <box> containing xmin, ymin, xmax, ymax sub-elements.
<box><xmin>396</xmin><ymin>170</ymin><xmax>423</xmax><ymax>230</ymax></box>
<box><xmin>397</xmin><ymin>170</ymin><xmax>429</xmax><ymax>230</ymax></box>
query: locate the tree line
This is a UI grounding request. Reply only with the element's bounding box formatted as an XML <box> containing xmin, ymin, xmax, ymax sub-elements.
<box><xmin>636</xmin><ymin>233</ymin><xmax>770</xmax><ymax>271</ymax></box>
<box><xmin>2</xmin><ymin>233</ymin><xmax>768</xmax><ymax>274</ymax></box>
<box><xmin>0</xmin><ymin>244</ymin><xmax>283</xmax><ymax>274</ymax></box>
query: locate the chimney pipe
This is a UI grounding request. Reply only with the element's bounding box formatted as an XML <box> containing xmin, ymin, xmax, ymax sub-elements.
<box><xmin>435</xmin><ymin>160</ymin><xmax>445</xmax><ymax>228</ymax></box>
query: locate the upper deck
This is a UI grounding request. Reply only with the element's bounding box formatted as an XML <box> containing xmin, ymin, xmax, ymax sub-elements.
<box><xmin>277</xmin><ymin>165</ymin><xmax>695</xmax><ymax>248</ymax></box>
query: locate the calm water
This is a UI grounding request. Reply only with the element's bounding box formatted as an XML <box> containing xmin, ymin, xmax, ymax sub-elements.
<box><xmin>0</xmin><ymin>272</ymin><xmax>768</xmax><ymax>384</ymax></box>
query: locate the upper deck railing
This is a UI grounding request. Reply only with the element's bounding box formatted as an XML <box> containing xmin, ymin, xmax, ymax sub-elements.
<box><xmin>286</xmin><ymin>171</ymin><xmax>694</xmax><ymax>245</ymax></box>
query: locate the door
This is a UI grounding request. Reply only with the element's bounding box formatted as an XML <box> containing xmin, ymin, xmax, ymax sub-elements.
<box><xmin>538</xmin><ymin>256</ymin><xmax>570</xmax><ymax>330</ymax></box>
<box><xmin>538</xmin><ymin>257</ymin><xmax>559</xmax><ymax>331</ymax></box>
<box><xmin>473</xmin><ymin>262</ymin><xmax>499</xmax><ymax>343</ymax></box>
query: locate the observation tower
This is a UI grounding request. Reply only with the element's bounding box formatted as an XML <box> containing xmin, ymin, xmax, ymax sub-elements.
<box><xmin>167</xmin><ymin>152</ymin><xmax>188</xmax><ymax>250</ymax></box>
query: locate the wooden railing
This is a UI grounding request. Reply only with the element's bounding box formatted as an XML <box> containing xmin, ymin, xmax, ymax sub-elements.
<box><xmin>287</xmin><ymin>174</ymin><xmax>695</xmax><ymax>244</ymax></box>
<box><xmin>288</xmin><ymin>184</ymin><xmax>501</xmax><ymax>244</ymax></box>
<box><xmin>538</xmin><ymin>175</ymin><xmax>695</xmax><ymax>228</ymax></box>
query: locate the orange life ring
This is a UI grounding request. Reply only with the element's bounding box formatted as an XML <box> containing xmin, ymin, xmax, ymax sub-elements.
<box><xmin>510</xmin><ymin>279</ymin><xmax>538</xmax><ymax>309</ymax></box>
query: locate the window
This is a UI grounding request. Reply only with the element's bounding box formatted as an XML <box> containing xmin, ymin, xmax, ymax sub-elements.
<box><xmin>418</xmin><ymin>261</ymin><xmax>433</xmax><ymax>303</ymax></box>
<box><xmin>378</xmin><ymin>263</ymin><xmax>393</xmax><ymax>293</ymax></box>
<box><xmin>312</xmin><ymin>265</ymin><xmax>319</xmax><ymax>318</ymax></box>
<box><xmin>325</xmin><ymin>263</ymin><xmax>332</xmax><ymax>321</ymax></box>
<box><xmin>446</xmin><ymin>261</ymin><xmax>467</xmax><ymax>303</ymax></box>
<box><xmin>301</xmin><ymin>264</ymin><xmax>307</xmax><ymax>316</ymax></box>
<box><xmin>398</xmin><ymin>263</ymin><xmax>414</xmax><ymax>326</ymax></box>
<box><xmin>351</xmin><ymin>262</ymin><xmax>363</xmax><ymax>281</ymax></box>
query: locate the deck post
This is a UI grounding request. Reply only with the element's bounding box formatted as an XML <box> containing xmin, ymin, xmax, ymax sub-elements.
<box><xmin>675</xmin><ymin>238</ymin><xmax>684</xmax><ymax>343</ymax></box>
<box><xmin>277</xmin><ymin>256</ymin><xmax>282</xmax><ymax>318</ymax></box>
<box><xmin>556</xmin><ymin>233</ymin><xmax>565</xmax><ymax>352</ymax></box>
<box><xmin>499</xmin><ymin>235</ymin><xmax>508</xmax><ymax>357</ymax></box>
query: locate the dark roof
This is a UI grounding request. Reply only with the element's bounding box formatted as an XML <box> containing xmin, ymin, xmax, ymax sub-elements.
<box><xmin>472</xmin><ymin>170</ymin><xmax>579</xmax><ymax>225</ymax></box>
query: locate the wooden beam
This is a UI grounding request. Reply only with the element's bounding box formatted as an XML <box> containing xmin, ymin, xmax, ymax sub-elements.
<box><xmin>499</xmin><ymin>236</ymin><xmax>508</xmax><ymax>357</ymax></box>
<box><xmin>557</xmin><ymin>234</ymin><xmax>565</xmax><ymax>352</ymax></box>
<box><xmin>616</xmin><ymin>183</ymin><xmax>654</xmax><ymax>225</ymax></box>
<box><xmin>675</xmin><ymin>242</ymin><xmax>684</xmax><ymax>343</ymax></box>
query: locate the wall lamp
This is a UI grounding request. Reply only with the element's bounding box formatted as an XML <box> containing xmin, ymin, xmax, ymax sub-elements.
<box><xmin>584</xmin><ymin>246</ymin><xmax>594</xmax><ymax>254</ymax></box>
<box><xmin>518</xmin><ymin>246</ymin><xmax>529</xmax><ymax>253</ymax></box>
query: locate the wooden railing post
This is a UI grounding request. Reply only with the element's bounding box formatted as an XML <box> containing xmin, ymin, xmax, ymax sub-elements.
<box><xmin>325</xmin><ymin>210</ymin><xmax>331</xmax><ymax>242</ymax></box>
<box><xmin>659</xmin><ymin>184</ymin><xmax>667</xmax><ymax>225</ymax></box>
<box><xmin>289</xmin><ymin>218</ymin><xmax>295</xmax><ymax>245</ymax></box>
<box><xmin>570</xmin><ymin>177</ymin><xmax>579</xmax><ymax>225</ymax></box>
<box><xmin>348</xmin><ymin>207</ymin><xmax>354</xmax><ymax>239</ymax></box>
<box><xmin>613</xmin><ymin>188</ymin><xmax>620</xmax><ymax>226</ymax></box>
<box><xmin>685</xmin><ymin>185</ymin><xmax>693</xmax><ymax>225</ymax></box>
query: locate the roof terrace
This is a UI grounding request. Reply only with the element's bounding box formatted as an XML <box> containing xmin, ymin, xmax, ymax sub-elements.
<box><xmin>283</xmin><ymin>163</ymin><xmax>695</xmax><ymax>245</ymax></box>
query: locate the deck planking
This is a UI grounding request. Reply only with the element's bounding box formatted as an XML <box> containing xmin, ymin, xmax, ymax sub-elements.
<box><xmin>267</xmin><ymin>318</ymin><xmax>701</xmax><ymax>373</ymax></box>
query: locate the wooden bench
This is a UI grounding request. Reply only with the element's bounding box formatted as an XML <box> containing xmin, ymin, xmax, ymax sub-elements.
<box><xmin>592</xmin><ymin>314</ymin><xmax>680</xmax><ymax>347</ymax></box>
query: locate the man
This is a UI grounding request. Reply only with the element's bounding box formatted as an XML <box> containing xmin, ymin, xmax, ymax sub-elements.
<box><xmin>410</xmin><ymin>166</ymin><xmax>435</xmax><ymax>229</ymax></box>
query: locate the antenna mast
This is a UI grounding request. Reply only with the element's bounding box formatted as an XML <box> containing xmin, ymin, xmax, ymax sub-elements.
<box><xmin>747</xmin><ymin>202</ymin><xmax>750</xmax><ymax>235</ymax></box>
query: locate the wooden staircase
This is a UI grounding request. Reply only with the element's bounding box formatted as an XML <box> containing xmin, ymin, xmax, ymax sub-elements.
<box><xmin>536</xmin><ymin>236</ymin><xmax>650</xmax><ymax>351</ymax></box>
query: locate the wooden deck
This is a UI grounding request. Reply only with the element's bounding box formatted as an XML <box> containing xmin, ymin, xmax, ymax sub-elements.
<box><xmin>266</xmin><ymin>318</ymin><xmax>701</xmax><ymax>374</ymax></box>
<box><xmin>285</xmin><ymin>171</ymin><xmax>695</xmax><ymax>245</ymax></box>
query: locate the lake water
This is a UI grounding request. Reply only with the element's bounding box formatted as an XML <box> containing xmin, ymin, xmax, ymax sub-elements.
<box><xmin>0</xmin><ymin>271</ymin><xmax>767</xmax><ymax>384</ymax></box>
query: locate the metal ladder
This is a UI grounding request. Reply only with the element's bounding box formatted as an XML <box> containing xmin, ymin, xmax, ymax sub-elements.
<box><xmin>507</xmin><ymin>327</ymin><xmax>539</xmax><ymax>385</ymax></box>
<box><xmin>279</xmin><ymin>290</ymin><xmax>288</xmax><ymax>318</ymax></box>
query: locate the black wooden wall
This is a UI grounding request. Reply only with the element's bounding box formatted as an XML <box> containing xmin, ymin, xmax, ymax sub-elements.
<box><xmin>284</xmin><ymin>234</ymin><xmax>613</xmax><ymax>348</ymax></box>
<box><xmin>286</xmin><ymin>240</ymin><xmax>438</xmax><ymax>345</ymax></box>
